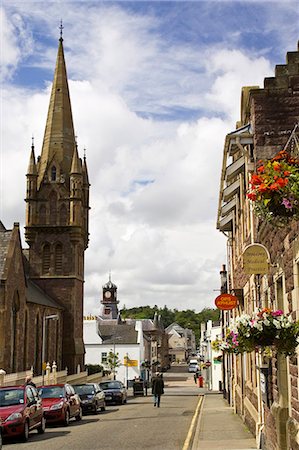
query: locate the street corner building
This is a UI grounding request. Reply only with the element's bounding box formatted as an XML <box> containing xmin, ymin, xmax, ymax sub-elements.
<box><xmin>0</xmin><ymin>35</ymin><xmax>90</xmax><ymax>375</ymax></box>
<box><xmin>217</xmin><ymin>43</ymin><xmax>299</xmax><ymax>449</ymax></box>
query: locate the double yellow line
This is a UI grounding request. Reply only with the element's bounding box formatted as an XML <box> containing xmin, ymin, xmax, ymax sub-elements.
<box><xmin>182</xmin><ymin>395</ymin><xmax>204</xmax><ymax>450</ymax></box>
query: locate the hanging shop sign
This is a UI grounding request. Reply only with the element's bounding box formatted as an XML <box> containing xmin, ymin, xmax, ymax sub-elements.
<box><xmin>243</xmin><ymin>243</ymin><xmax>270</xmax><ymax>275</ymax></box>
<box><xmin>215</xmin><ymin>293</ymin><xmax>238</xmax><ymax>310</ymax></box>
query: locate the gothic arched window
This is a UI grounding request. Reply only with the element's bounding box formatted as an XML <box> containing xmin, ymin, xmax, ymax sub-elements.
<box><xmin>34</xmin><ymin>314</ymin><xmax>40</xmax><ymax>373</ymax></box>
<box><xmin>55</xmin><ymin>243</ymin><xmax>63</xmax><ymax>274</ymax></box>
<box><xmin>49</xmin><ymin>191</ymin><xmax>57</xmax><ymax>225</ymax></box>
<box><xmin>42</xmin><ymin>243</ymin><xmax>51</xmax><ymax>274</ymax></box>
<box><xmin>51</xmin><ymin>166</ymin><xmax>57</xmax><ymax>181</ymax></box>
<box><xmin>11</xmin><ymin>292</ymin><xmax>20</xmax><ymax>372</ymax></box>
<box><xmin>23</xmin><ymin>309</ymin><xmax>29</xmax><ymax>368</ymax></box>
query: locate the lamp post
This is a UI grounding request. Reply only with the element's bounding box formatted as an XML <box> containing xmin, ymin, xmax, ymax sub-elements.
<box><xmin>42</xmin><ymin>314</ymin><xmax>59</xmax><ymax>385</ymax></box>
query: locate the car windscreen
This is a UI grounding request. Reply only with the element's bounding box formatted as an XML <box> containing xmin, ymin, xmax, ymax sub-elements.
<box><xmin>39</xmin><ymin>386</ymin><xmax>64</xmax><ymax>398</ymax></box>
<box><xmin>0</xmin><ymin>388</ymin><xmax>24</xmax><ymax>407</ymax></box>
<box><xmin>73</xmin><ymin>385</ymin><xmax>95</xmax><ymax>395</ymax></box>
<box><xmin>100</xmin><ymin>382</ymin><xmax>121</xmax><ymax>390</ymax></box>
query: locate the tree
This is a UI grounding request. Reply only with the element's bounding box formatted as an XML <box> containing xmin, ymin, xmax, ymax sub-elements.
<box><xmin>107</xmin><ymin>351</ymin><xmax>121</xmax><ymax>380</ymax></box>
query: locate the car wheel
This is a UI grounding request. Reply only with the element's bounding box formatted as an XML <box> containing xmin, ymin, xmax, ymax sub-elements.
<box><xmin>63</xmin><ymin>409</ymin><xmax>70</xmax><ymax>426</ymax></box>
<box><xmin>75</xmin><ymin>406</ymin><xmax>82</xmax><ymax>421</ymax></box>
<box><xmin>37</xmin><ymin>416</ymin><xmax>46</xmax><ymax>434</ymax></box>
<box><xmin>22</xmin><ymin>421</ymin><xmax>29</xmax><ymax>442</ymax></box>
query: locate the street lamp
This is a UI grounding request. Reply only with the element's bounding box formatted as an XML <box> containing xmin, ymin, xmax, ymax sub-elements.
<box><xmin>42</xmin><ymin>314</ymin><xmax>59</xmax><ymax>384</ymax></box>
<box><xmin>112</xmin><ymin>336</ymin><xmax>122</xmax><ymax>380</ymax></box>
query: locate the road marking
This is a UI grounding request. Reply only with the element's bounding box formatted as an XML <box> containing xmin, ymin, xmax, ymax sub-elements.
<box><xmin>182</xmin><ymin>395</ymin><xmax>204</xmax><ymax>450</ymax></box>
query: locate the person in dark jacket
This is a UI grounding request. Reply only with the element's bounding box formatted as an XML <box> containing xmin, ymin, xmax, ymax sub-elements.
<box><xmin>151</xmin><ymin>372</ymin><xmax>164</xmax><ymax>407</ymax></box>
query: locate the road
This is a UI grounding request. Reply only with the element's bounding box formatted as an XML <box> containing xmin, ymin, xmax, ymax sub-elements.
<box><xmin>4</xmin><ymin>366</ymin><xmax>200</xmax><ymax>450</ymax></box>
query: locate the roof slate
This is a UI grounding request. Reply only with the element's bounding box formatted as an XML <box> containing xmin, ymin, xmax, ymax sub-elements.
<box><xmin>98</xmin><ymin>322</ymin><xmax>138</xmax><ymax>344</ymax></box>
<box><xmin>0</xmin><ymin>227</ymin><xmax>12</xmax><ymax>277</ymax></box>
<box><xmin>26</xmin><ymin>280</ymin><xmax>63</xmax><ymax>310</ymax></box>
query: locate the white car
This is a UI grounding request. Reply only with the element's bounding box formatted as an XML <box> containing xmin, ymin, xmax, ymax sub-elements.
<box><xmin>188</xmin><ymin>363</ymin><xmax>199</xmax><ymax>373</ymax></box>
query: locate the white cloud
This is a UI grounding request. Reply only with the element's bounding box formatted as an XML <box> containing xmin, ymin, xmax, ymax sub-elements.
<box><xmin>1</xmin><ymin>1</ymin><xmax>297</xmax><ymax>314</ymax></box>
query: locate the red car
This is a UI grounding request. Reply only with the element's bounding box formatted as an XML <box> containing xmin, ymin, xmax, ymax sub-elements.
<box><xmin>39</xmin><ymin>384</ymin><xmax>82</xmax><ymax>425</ymax></box>
<box><xmin>0</xmin><ymin>385</ymin><xmax>45</xmax><ymax>441</ymax></box>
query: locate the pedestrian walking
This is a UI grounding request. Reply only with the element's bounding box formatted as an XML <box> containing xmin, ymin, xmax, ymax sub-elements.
<box><xmin>144</xmin><ymin>379</ymin><xmax>148</xmax><ymax>396</ymax></box>
<box><xmin>152</xmin><ymin>372</ymin><xmax>164</xmax><ymax>408</ymax></box>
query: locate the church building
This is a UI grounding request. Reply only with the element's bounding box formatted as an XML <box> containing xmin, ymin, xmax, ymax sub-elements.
<box><xmin>0</xmin><ymin>33</ymin><xmax>89</xmax><ymax>375</ymax></box>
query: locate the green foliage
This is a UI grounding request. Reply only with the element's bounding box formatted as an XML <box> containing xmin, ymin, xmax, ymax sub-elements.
<box><xmin>85</xmin><ymin>364</ymin><xmax>103</xmax><ymax>375</ymax></box>
<box><xmin>107</xmin><ymin>351</ymin><xmax>121</xmax><ymax>372</ymax></box>
<box><xmin>120</xmin><ymin>305</ymin><xmax>220</xmax><ymax>344</ymax></box>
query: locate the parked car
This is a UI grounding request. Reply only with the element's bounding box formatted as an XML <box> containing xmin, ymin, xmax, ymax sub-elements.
<box><xmin>72</xmin><ymin>383</ymin><xmax>106</xmax><ymax>414</ymax></box>
<box><xmin>39</xmin><ymin>384</ymin><xmax>82</xmax><ymax>425</ymax></box>
<box><xmin>0</xmin><ymin>385</ymin><xmax>45</xmax><ymax>441</ymax></box>
<box><xmin>99</xmin><ymin>381</ymin><xmax>127</xmax><ymax>405</ymax></box>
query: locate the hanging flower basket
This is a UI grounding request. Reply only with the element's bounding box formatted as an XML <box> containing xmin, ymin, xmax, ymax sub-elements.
<box><xmin>247</xmin><ymin>150</ymin><xmax>299</xmax><ymax>226</ymax></box>
<box><xmin>230</xmin><ymin>309</ymin><xmax>299</xmax><ymax>356</ymax></box>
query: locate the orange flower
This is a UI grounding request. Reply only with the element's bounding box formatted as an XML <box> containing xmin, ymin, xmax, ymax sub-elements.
<box><xmin>247</xmin><ymin>192</ymin><xmax>257</xmax><ymax>201</ymax></box>
<box><xmin>258</xmin><ymin>183</ymin><xmax>268</xmax><ymax>192</ymax></box>
<box><xmin>269</xmin><ymin>182</ymin><xmax>280</xmax><ymax>191</ymax></box>
<box><xmin>257</xmin><ymin>166</ymin><xmax>264</xmax><ymax>173</ymax></box>
<box><xmin>250</xmin><ymin>174</ymin><xmax>263</xmax><ymax>185</ymax></box>
<box><xmin>276</xmin><ymin>178</ymin><xmax>288</xmax><ymax>187</ymax></box>
<box><xmin>284</xmin><ymin>171</ymin><xmax>291</xmax><ymax>176</ymax></box>
<box><xmin>272</xmin><ymin>161</ymin><xmax>281</xmax><ymax>171</ymax></box>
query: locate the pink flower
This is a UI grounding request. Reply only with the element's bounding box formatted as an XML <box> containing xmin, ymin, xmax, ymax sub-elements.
<box><xmin>272</xmin><ymin>310</ymin><xmax>283</xmax><ymax>317</ymax></box>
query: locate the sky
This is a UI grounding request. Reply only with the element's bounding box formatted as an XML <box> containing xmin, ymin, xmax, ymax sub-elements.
<box><xmin>1</xmin><ymin>0</ymin><xmax>298</xmax><ymax>314</ymax></box>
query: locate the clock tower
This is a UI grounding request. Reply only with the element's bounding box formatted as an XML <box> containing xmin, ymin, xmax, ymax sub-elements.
<box><xmin>99</xmin><ymin>276</ymin><xmax>119</xmax><ymax>319</ymax></box>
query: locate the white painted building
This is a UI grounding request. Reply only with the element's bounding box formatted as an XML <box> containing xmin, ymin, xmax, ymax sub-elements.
<box><xmin>199</xmin><ymin>320</ymin><xmax>222</xmax><ymax>391</ymax></box>
<box><xmin>84</xmin><ymin>318</ymin><xmax>144</xmax><ymax>386</ymax></box>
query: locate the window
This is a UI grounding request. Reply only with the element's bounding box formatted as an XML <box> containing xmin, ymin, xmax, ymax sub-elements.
<box><xmin>49</xmin><ymin>191</ymin><xmax>57</xmax><ymax>225</ymax></box>
<box><xmin>104</xmin><ymin>308</ymin><xmax>111</xmax><ymax>315</ymax></box>
<box><xmin>55</xmin><ymin>243</ymin><xmax>63</xmax><ymax>274</ymax></box>
<box><xmin>42</xmin><ymin>244</ymin><xmax>51</xmax><ymax>274</ymax></box>
<box><xmin>276</xmin><ymin>276</ymin><xmax>284</xmax><ymax>310</ymax></box>
<box><xmin>51</xmin><ymin>166</ymin><xmax>56</xmax><ymax>181</ymax></box>
<box><xmin>101</xmin><ymin>352</ymin><xmax>107</xmax><ymax>364</ymax></box>
<box><xmin>34</xmin><ymin>314</ymin><xmax>40</xmax><ymax>373</ymax></box>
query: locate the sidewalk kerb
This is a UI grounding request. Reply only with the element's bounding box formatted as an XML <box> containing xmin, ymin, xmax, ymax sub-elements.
<box><xmin>182</xmin><ymin>394</ymin><xmax>204</xmax><ymax>450</ymax></box>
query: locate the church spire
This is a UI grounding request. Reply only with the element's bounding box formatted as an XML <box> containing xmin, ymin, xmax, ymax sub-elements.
<box><xmin>37</xmin><ymin>33</ymin><xmax>76</xmax><ymax>187</ymax></box>
<box><xmin>27</xmin><ymin>137</ymin><xmax>37</xmax><ymax>175</ymax></box>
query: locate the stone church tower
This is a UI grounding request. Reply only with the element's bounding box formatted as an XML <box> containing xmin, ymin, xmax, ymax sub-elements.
<box><xmin>25</xmin><ymin>35</ymin><xmax>89</xmax><ymax>373</ymax></box>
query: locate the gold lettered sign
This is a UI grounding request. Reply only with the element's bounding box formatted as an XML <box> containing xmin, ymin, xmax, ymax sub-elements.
<box><xmin>243</xmin><ymin>243</ymin><xmax>270</xmax><ymax>275</ymax></box>
<box><xmin>124</xmin><ymin>358</ymin><xmax>138</xmax><ymax>367</ymax></box>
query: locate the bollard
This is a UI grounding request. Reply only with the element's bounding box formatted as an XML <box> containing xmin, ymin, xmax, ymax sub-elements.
<box><xmin>198</xmin><ymin>376</ymin><xmax>204</xmax><ymax>388</ymax></box>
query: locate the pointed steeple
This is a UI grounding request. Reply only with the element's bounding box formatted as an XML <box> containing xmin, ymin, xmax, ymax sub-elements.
<box><xmin>82</xmin><ymin>149</ymin><xmax>90</xmax><ymax>186</ymax></box>
<box><xmin>27</xmin><ymin>138</ymin><xmax>37</xmax><ymax>175</ymax></box>
<box><xmin>70</xmin><ymin>143</ymin><xmax>82</xmax><ymax>175</ymax></box>
<box><xmin>37</xmin><ymin>35</ymin><xmax>76</xmax><ymax>187</ymax></box>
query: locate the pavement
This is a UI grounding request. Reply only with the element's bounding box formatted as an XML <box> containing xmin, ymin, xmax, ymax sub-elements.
<box><xmin>191</xmin><ymin>391</ymin><xmax>257</xmax><ymax>450</ymax></box>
